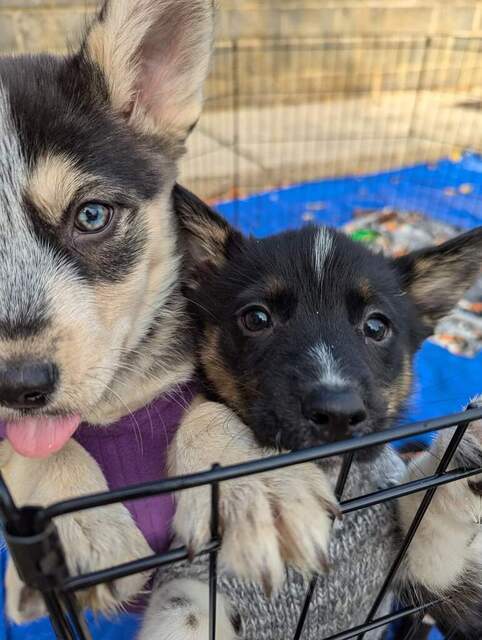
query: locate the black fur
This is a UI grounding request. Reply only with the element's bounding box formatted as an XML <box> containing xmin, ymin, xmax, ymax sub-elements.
<box><xmin>175</xmin><ymin>185</ymin><xmax>482</xmax><ymax>456</ymax></box>
<box><xmin>0</xmin><ymin>312</ymin><xmax>49</xmax><ymax>341</ymax></box>
<box><xmin>175</xmin><ymin>186</ymin><xmax>482</xmax><ymax>635</ymax></box>
<box><xmin>400</xmin><ymin>568</ymin><xmax>482</xmax><ymax>640</ymax></box>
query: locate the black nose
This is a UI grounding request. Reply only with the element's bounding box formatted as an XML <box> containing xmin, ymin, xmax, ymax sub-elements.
<box><xmin>0</xmin><ymin>362</ymin><xmax>58</xmax><ymax>410</ymax></box>
<box><xmin>302</xmin><ymin>386</ymin><xmax>367</xmax><ymax>441</ymax></box>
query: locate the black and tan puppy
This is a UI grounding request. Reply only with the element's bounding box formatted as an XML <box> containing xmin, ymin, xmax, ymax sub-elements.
<box><xmin>139</xmin><ymin>186</ymin><xmax>482</xmax><ymax>640</ymax></box>
<box><xmin>176</xmin><ymin>186</ymin><xmax>480</xmax><ymax>454</ymax></box>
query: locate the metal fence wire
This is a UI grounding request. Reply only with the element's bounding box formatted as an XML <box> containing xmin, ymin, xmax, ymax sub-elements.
<box><xmin>2</xmin><ymin>32</ymin><xmax>482</xmax><ymax>640</ymax></box>
<box><xmin>182</xmin><ymin>34</ymin><xmax>482</xmax><ymax>210</ymax></box>
<box><xmin>1</xmin><ymin>405</ymin><xmax>482</xmax><ymax>640</ymax></box>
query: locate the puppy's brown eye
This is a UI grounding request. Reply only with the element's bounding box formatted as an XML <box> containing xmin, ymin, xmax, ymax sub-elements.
<box><xmin>364</xmin><ymin>315</ymin><xmax>391</xmax><ymax>342</ymax></box>
<box><xmin>240</xmin><ymin>306</ymin><xmax>272</xmax><ymax>334</ymax></box>
<box><xmin>75</xmin><ymin>202</ymin><xmax>113</xmax><ymax>234</ymax></box>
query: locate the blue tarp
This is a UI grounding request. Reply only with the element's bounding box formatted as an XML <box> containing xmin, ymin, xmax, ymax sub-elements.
<box><xmin>216</xmin><ymin>152</ymin><xmax>482</xmax><ymax>235</ymax></box>
<box><xmin>3</xmin><ymin>153</ymin><xmax>481</xmax><ymax>639</ymax></box>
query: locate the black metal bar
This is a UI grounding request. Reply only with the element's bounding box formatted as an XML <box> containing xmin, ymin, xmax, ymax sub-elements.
<box><xmin>293</xmin><ymin>452</ymin><xmax>355</xmax><ymax>640</ymax></box>
<box><xmin>322</xmin><ymin>599</ymin><xmax>443</xmax><ymax>640</ymax></box>
<box><xmin>62</xmin><ymin>542</ymin><xmax>219</xmax><ymax>593</ymax></box>
<box><xmin>293</xmin><ymin>577</ymin><xmax>318</xmax><ymax>640</ymax></box>
<box><xmin>399</xmin><ymin>612</ymin><xmax>427</xmax><ymax>640</ymax></box>
<box><xmin>57</xmin><ymin>461</ymin><xmax>481</xmax><ymax>594</ymax></box>
<box><xmin>42</xmin><ymin>407</ymin><xmax>482</xmax><ymax>522</ymax></box>
<box><xmin>0</xmin><ymin>482</ymin><xmax>81</xmax><ymax>640</ymax></box>
<box><xmin>3</xmin><ymin>406</ymin><xmax>480</xmax><ymax>639</ymax></box>
<box><xmin>407</xmin><ymin>35</ymin><xmax>431</xmax><ymax>140</ymax></box>
<box><xmin>61</xmin><ymin>591</ymin><xmax>92</xmax><ymax>640</ymax></box>
<box><xmin>43</xmin><ymin>590</ymin><xmax>77</xmax><ymax>640</ymax></box>
<box><xmin>209</xmin><ymin>464</ymin><xmax>221</xmax><ymax>640</ymax></box>
<box><xmin>0</xmin><ymin>472</ymin><xmax>17</xmax><ymax>522</ymax></box>
<box><xmin>214</xmin><ymin>35</ymin><xmax>437</xmax><ymax>51</ymax></box>
<box><xmin>356</xmin><ymin>421</ymin><xmax>470</xmax><ymax>640</ymax></box>
<box><xmin>232</xmin><ymin>39</ymin><xmax>240</xmax><ymax>226</ymax></box>
<box><xmin>341</xmin><ymin>464</ymin><xmax>482</xmax><ymax>515</ymax></box>
<box><xmin>334</xmin><ymin>452</ymin><xmax>355</xmax><ymax>501</ymax></box>
<box><xmin>0</xmin><ymin>471</ymin><xmax>26</xmax><ymax>535</ymax></box>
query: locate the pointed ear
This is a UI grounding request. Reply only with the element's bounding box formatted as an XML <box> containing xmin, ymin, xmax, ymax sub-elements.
<box><xmin>173</xmin><ymin>184</ymin><xmax>243</xmax><ymax>284</ymax></box>
<box><xmin>394</xmin><ymin>227</ymin><xmax>482</xmax><ymax>329</ymax></box>
<box><xmin>81</xmin><ymin>0</ymin><xmax>214</xmax><ymax>146</ymax></box>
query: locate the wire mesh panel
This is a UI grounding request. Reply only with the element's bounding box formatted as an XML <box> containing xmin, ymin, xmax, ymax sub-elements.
<box><xmin>1</xmin><ymin>406</ymin><xmax>482</xmax><ymax>640</ymax></box>
<box><xmin>1</xmin><ymin>32</ymin><xmax>481</xmax><ymax>640</ymax></box>
<box><xmin>181</xmin><ymin>35</ymin><xmax>482</xmax><ymax>220</ymax></box>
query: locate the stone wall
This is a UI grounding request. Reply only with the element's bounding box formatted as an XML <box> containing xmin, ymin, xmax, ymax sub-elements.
<box><xmin>1</xmin><ymin>1</ymin><xmax>482</xmax><ymax>55</ymax></box>
<box><xmin>0</xmin><ymin>1</ymin><xmax>481</xmax><ymax>104</ymax></box>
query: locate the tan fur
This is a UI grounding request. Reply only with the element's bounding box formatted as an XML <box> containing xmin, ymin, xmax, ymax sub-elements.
<box><xmin>398</xmin><ymin>397</ymin><xmax>482</xmax><ymax>592</ymax></box>
<box><xmin>200</xmin><ymin>327</ymin><xmax>243</xmax><ymax>411</ymax></box>
<box><xmin>0</xmin><ymin>190</ymin><xmax>190</xmax><ymax>428</ymax></box>
<box><xmin>27</xmin><ymin>155</ymin><xmax>89</xmax><ymax>225</ymax></box>
<box><xmin>188</xmin><ymin>218</ymin><xmax>231</xmax><ymax>266</ymax></box>
<box><xmin>386</xmin><ymin>353</ymin><xmax>413</xmax><ymax>418</ymax></box>
<box><xmin>411</xmin><ymin>261</ymin><xmax>464</xmax><ymax>304</ymax></box>
<box><xmin>1</xmin><ymin>439</ymin><xmax>152</xmax><ymax>622</ymax></box>
<box><xmin>170</xmin><ymin>397</ymin><xmax>338</xmax><ymax>593</ymax></box>
<box><xmin>85</xmin><ymin>13</ymin><xmax>138</xmax><ymax>116</ymax></box>
<box><xmin>264</xmin><ymin>276</ymin><xmax>288</xmax><ymax>299</ymax></box>
<box><xmin>408</xmin><ymin>254</ymin><xmax>482</xmax><ymax>326</ymax></box>
<box><xmin>0</xmin><ymin>268</ymin><xmax>110</xmax><ymax>419</ymax></box>
<box><xmin>86</xmin><ymin>191</ymin><xmax>194</xmax><ymax>425</ymax></box>
<box><xmin>359</xmin><ymin>278</ymin><xmax>373</xmax><ymax>302</ymax></box>
<box><xmin>85</xmin><ymin>0</ymin><xmax>214</xmax><ymax>143</ymax></box>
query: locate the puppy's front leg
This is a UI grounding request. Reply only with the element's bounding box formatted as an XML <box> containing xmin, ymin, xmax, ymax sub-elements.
<box><xmin>170</xmin><ymin>397</ymin><xmax>338</xmax><ymax>594</ymax></box>
<box><xmin>140</xmin><ymin>579</ymin><xmax>239</xmax><ymax>640</ymax></box>
<box><xmin>2</xmin><ymin>439</ymin><xmax>152</xmax><ymax>623</ymax></box>
<box><xmin>398</xmin><ymin>399</ymin><xmax>482</xmax><ymax>632</ymax></box>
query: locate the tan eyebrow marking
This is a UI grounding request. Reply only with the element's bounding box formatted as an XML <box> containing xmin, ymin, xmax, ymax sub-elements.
<box><xmin>27</xmin><ymin>154</ymin><xmax>90</xmax><ymax>225</ymax></box>
<box><xmin>359</xmin><ymin>278</ymin><xmax>374</xmax><ymax>303</ymax></box>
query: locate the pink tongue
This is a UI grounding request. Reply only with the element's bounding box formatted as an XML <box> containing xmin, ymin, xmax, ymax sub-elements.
<box><xmin>6</xmin><ymin>415</ymin><xmax>82</xmax><ymax>459</ymax></box>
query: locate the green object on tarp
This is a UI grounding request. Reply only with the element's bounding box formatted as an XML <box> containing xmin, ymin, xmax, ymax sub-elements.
<box><xmin>350</xmin><ymin>229</ymin><xmax>381</xmax><ymax>243</ymax></box>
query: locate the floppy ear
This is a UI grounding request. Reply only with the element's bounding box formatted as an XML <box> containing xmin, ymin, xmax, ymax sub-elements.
<box><xmin>81</xmin><ymin>0</ymin><xmax>214</xmax><ymax>146</ymax></box>
<box><xmin>394</xmin><ymin>227</ymin><xmax>482</xmax><ymax>329</ymax></box>
<box><xmin>173</xmin><ymin>184</ymin><xmax>243</xmax><ymax>284</ymax></box>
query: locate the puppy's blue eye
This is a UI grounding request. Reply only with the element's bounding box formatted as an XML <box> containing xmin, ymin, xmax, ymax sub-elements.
<box><xmin>75</xmin><ymin>203</ymin><xmax>113</xmax><ymax>233</ymax></box>
<box><xmin>364</xmin><ymin>314</ymin><xmax>391</xmax><ymax>342</ymax></box>
<box><xmin>240</xmin><ymin>306</ymin><xmax>272</xmax><ymax>334</ymax></box>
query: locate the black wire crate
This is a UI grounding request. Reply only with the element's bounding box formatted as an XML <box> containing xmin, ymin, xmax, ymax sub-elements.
<box><xmin>1</xmin><ymin>405</ymin><xmax>482</xmax><ymax>640</ymax></box>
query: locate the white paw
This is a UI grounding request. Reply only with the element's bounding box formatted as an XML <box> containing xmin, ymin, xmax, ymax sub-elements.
<box><xmin>462</xmin><ymin>398</ymin><xmax>482</xmax><ymax>515</ymax></box>
<box><xmin>6</xmin><ymin>502</ymin><xmax>152</xmax><ymax>623</ymax></box>
<box><xmin>140</xmin><ymin>579</ymin><xmax>239</xmax><ymax>640</ymax></box>
<box><xmin>436</xmin><ymin>395</ymin><xmax>482</xmax><ymax>523</ymax></box>
<box><xmin>173</xmin><ymin>462</ymin><xmax>338</xmax><ymax>594</ymax></box>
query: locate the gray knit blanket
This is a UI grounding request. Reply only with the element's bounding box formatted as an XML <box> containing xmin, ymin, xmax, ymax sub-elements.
<box><xmin>156</xmin><ymin>446</ymin><xmax>406</xmax><ymax>640</ymax></box>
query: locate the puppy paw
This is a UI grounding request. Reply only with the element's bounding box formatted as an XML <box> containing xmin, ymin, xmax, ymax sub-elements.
<box><xmin>174</xmin><ymin>462</ymin><xmax>338</xmax><ymax>594</ymax></box>
<box><xmin>6</xmin><ymin>502</ymin><xmax>152</xmax><ymax>623</ymax></box>
<box><xmin>140</xmin><ymin>579</ymin><xmax>240</xmax><ymax>640</ymax></box>
<box><xmin>266</xmin><ymin>463</ymin><xmax>339</xmax><ymax>577</ymax></box>
<box><xmin>411</xmin><ymin>397</ymin><xmax>482</xmax><ymax>531</ymax></box>
<box><xmin>459</xmin><ymin>397</ymin><xmax>482</xmax><ymax>517</ymax></box>
<box><xmin>5</xmin><ymin>569</ymin><xmax>48</xmax><ymax>624</ymax></box>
